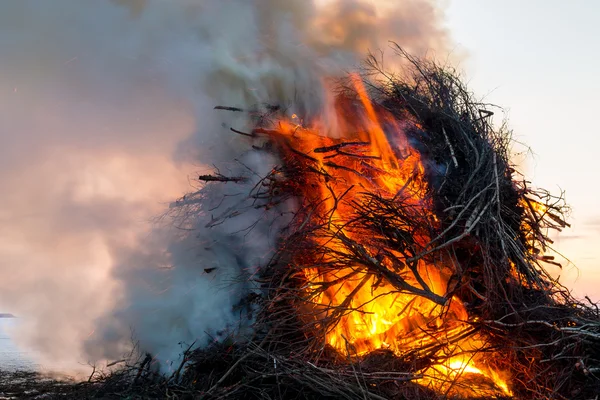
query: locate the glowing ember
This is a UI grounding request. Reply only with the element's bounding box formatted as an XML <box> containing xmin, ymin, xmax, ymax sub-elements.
<box><xmin>265</xmin><ymin>74</ymin><xmax>512</xmax><ymax>397</ymax></box>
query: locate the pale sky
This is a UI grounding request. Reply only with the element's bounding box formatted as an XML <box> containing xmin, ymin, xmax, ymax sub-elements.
<box><xmin>445</xmin><ymin>1</ymin><xmax>600</xmax><ymax>298</ymax></box>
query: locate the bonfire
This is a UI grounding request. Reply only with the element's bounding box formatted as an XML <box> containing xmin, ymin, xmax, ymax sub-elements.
<box><xmin>3</xmin><ymin>47</ymin><xmax>599</xmax><ymax>400</ymax></box>
<box><xmin>168</xmin><ymin>48</ymin><xmax>598</xmax><ymax>399</ymax></box>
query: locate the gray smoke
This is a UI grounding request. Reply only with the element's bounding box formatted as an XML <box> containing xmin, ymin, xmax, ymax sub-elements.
<box><xmin>87</xmin><ymin>149</ymin><xmax>297</xmax><ymax>370</ymax></box>
<box><xmin>0</xmin><ymin>0</ymin><xmax>452</xmax><ymax>373</ymax></box>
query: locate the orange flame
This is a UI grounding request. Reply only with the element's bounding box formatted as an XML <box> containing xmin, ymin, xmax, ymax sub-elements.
<box><xmin>268</xmin><ymin>74</ymin><xmax>511</xmax><ymax>397</ymax></box>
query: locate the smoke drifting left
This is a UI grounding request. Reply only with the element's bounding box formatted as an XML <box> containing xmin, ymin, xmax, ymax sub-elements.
<box><xmin>0</xmin><ymin>0</ymin><xmax>452</xmax><ymax>373</ymax></box>
<box><xmin>0</xmin><ymin>0</ymin><xmax>195</xmax><ymax>371</ymax></box>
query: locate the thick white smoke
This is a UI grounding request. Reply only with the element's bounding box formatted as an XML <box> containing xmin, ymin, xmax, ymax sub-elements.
<box><xmin>0</xmin><ymin>0</ymin><xmax>451</xmax><ymax>373</ymax></box>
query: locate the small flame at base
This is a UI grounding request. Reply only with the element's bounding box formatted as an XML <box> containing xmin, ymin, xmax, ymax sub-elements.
<box><xmin>416</xmin><ymin>335</ymin><xmax>513</xmax><ymax>397</ymax></box>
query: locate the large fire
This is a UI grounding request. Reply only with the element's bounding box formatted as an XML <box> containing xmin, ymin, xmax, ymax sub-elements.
<box><xmin>264</xmin><ymin>75</ymin><xmax>512</xmax><ymax>397</ymax></box>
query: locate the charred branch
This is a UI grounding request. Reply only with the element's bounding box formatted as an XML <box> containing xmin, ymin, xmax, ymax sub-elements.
<box><xmin>198</xmin><ymin>174</ymin><xmax>247</xmax><ymax>183</ymax></box>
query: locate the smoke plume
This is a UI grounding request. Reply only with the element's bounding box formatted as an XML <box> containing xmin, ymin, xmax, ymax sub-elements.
<box><xmin>0</xmin><ymin>0</ymin><xmax>451</xmax><ymax>372</ymax></box>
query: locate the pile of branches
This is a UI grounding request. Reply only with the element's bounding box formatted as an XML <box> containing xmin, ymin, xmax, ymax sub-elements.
<box><xmin>176</xmin><ymin>47</ymin><xmax>600</xmax><ymax>399</ymax></box>
<box><xmin>16</xmin><ymin>47</ymin><xmax>597</xmax><ymax>399</ymax></box>
<box><xmin>362</xmin><ymin>48</ymin><xmax>600</xmax><ymax>399</ymax></box>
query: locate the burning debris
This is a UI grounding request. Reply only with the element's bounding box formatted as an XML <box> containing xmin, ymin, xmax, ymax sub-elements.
<box><xmin>3</xmin><ymin>48</ymin><xmax>598</xmax><ymax>400</ymax></box>
<box><xmin>169</xmin><ymin>48</ymin><xmax>599</xmax><ymax>399</ymax></box>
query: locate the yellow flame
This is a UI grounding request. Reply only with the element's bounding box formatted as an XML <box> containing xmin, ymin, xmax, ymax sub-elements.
<box><xmin>270</xmin><ymin>74</ymin><xmax>512</xmax><ymax>397</ymax></box>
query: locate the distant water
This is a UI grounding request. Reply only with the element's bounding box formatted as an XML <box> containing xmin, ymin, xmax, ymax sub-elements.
<box><xmin>0</xmin><ymin>318</ymin><xmax>37</xmax><ymax>371</ymax></box>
